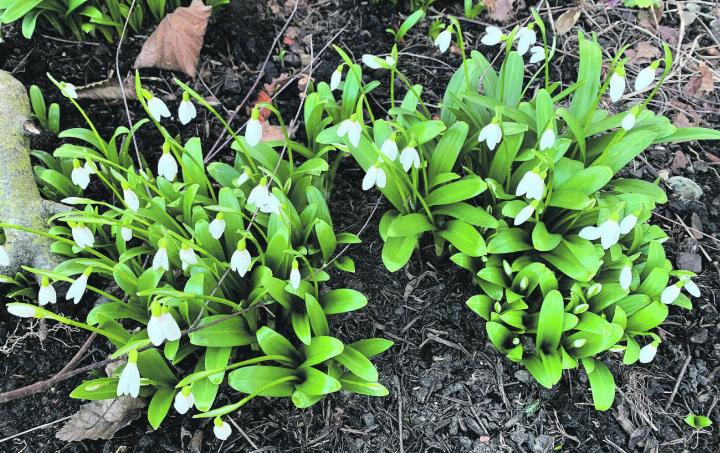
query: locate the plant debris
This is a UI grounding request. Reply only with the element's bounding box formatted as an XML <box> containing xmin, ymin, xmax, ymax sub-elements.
<box><xmin>55</xmin><ymin>397</ymin><xmax>145</xmax><ymax>441</ymax></box>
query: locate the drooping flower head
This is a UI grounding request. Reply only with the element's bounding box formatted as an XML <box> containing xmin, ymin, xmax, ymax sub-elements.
<box><xmin>230</xmin><ymin>239</ymin><xmax>252</xmax><ymax>277</ymax></box>
<box><xmin>145</xmin><ymin>91</ymin><xmax>171</xmax><ymax>122</ymax></box>
<box><xmin>209</xmin><ymin>212</ymin><xmax>226</xmax><ymax>240</ymax></box>
<box><xmin>158</xmin><ymin>141</ymin><xmax>178</xmax><ymax>181</ymax></box>
<box><xmin>152</xmin><ymin>238</ymin><xmax>170</xmax><ymax>272</ymax></box>
<box><xmin>330</xmin><ymin>65</ymin><xmax>344</xmax><ymax>91</ymax></box>
<box><xmin>380</xmin><ymin>136</ymin><xmax>399</xmax><ymax>161</ymax></box>
<box><xmin>179</xmin><ymin>243</ymin><xmax>198</xmax><ymax>271</ymax></box>
<box><xmin>635</xmin><ymin>60</ymin><xmax>660</xmax><ymax>92</ymax></box>
<box><xmin>122</xmin><ymin>182</ymin><xmax>140</xmax><ymax>212</ymax></box>
<box><xmin>362</xmin><ymin>161</ymin><xmax>387</xmax><ymax>191</ymax></box>
<box><xmin>117</xmin><ymin>350</ymin><xmax>141</xmax><ymax>398</ymax></box>
<box><xmin>400</xmin><ymin>146</ymin><xmax>420</xmax><ymax>172</ymax></box>
<box><xmin>213</xmin><ymin>416</ymin><xmax>232</xmax><ymax>440</ymax></box>
<box><xmin>289</xmin><ymin>259</ymin><xmax>301</xmax><ymax>290</ymax></box>
<box><xmin>71</xmin><ymin>158</ymin><xmax>91</xmax><ymax>189</ymax></box>
<box><xmin>178</xmin><ymin>91</ymin><xmax>197</xmax><ymax>125</ymax></box>
<box><xmin>481</xmin><ymin>26</ymin><xmax>504</xmax><ymax>46</ymax></box>
<box><xmin>39</xmin><ymin>276</ymin><xmax>56</xmax><ymax>306</ymax></box>
<box><xmin>147</xmin><ymin>301</ymin><xmax>181</xmax><ymax>346</ymax></box>
<box><xmin>515</xmin><ymin>25</ymin><xmax>537</xmax><ymax>56</ymax></box>
<box><xmin>434</xmin><ymin>26</ymin><xmax>452</xmax><ymax>53</ymax></box>
<box><xmin>478</xmin><ymin>119</ymin><xmax>502</xmax><ymax>151</ymax></box>
<box><xmin>70</xmin><ymin>221</ymin><xmax>95</xmax><ymax>249</ymax></box>
<box><xmin>174</xmin><ymin>386</ymin><xmax>195</xmax><ymax>414</ymax></box>
<box><xmin>66</xmin><ymin>267</ymin><xmax>92</xmax><ymax>304</ymax></box>
<box><xmin>516</xmin><ymin>170</ymin><xmax>545</xmax><ymax>200</ymax></box>
<box><xmin>337</xmin><ymin>116</ymin><xmax>362</xmax><ymax>147</ymax></box>
<box><xmin>609</xmin><ymin>64</ymin><xmax>626</xmax><ymax>103</ymax></box>
<box><xmin>246</xmin><ymin>108</ymin><xmax>262</xmax><ymax>147</ymax></box>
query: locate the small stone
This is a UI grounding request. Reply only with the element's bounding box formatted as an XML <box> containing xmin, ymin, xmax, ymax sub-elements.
<box><xmin>690</xmin><ymin>213</ymin><xmax>704</xmax><ymax>239</ymax></box>
<box><xmin>691</xmin><ymin>328</ymin><xmax>708</xmax><ymax>344</ymax></box>
<box><xmin>362</xmin><ymin>413</ymin><xmax>376</xmax><ymax>428</ymax></box>
<box><xmin>532</xmin><ymin>434</ymin><xmax>555</xmax><ymax>453</ymax></box>
<box><xmin>514</xmin><ymin>370</ymin><xmax>533</xmax><ymax>384</ymax></box>
<box><xmin>668</xmin><ymin>176</ymin><xmax>703</xmax><ymax>206</ymax></box>
<box><xmin>671</xmin><ymin>151</ymin><xmax>690</xmax><ymax>173</ymax></box>
<box><xmin>677</xmin><ymin>253</ymin><xmax>702</xmax><ymax>273</ymax></box>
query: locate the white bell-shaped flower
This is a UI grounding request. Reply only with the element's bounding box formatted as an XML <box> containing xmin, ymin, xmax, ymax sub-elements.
<box><xmin>66</xmin><ymin>268</ymin><xmax>91</xmax><ymax>304</ymax></box>
<box><xmin>147</xmin><ymin>303</ymin><xmax>181</xmax><ymax>346</ymax></box>
<box><xmin>7</xmin><ymin>303</ymin><xmax>38</xmax><ymax>318</ymax></box>
<box><xmin>622</xmin><ymin>111</ymin><xmax>636</xmax><ymax>131</ymax></box>
<box><xmin>71</xmin><ymin>222</ymin><xmax>95</xmax><ymax>249</ymax></box>
<box><xmin>684</xmin><ymin>279</ymin><xmax>701</xmax><ymax>297</ymax></box>
<box><xmin>120</xmin><ymin>226</ymin><xmax>133</xmax><ymax>243</ymax></box>
<box><xmin>245</xmin><ymin>109</ymin><xmax>262</xmax><ymax>147</ymax></box>
<box><xmin>179</xmin><ymin>243</ymin><xmax>198</xmax><ymax>271</ymax></box>
<box><xmin>478</xmin><ymin>122</ymin><xmax>502</xmax><ymax>151</ymax></box>
<box><xmin>434</xmin><ymin>28</ymin><xmax>452</xmax><ymax>53</ymax></box>
<box><xmin>0</xmin><ymin>244</ymin><xmax>9</xmax><ymax>266</ymax></box>
<box><xmin>399</xmin><ymin>146</ymin><xmax>420</xmax><ymax>172</ymax></box>
<box><xmin>362</xmin><ymin>54</ymin><xmax>385</xmax><ymax>69</ymax></box>
<box><xmin>513</xmin><ymin>203</ymin><xmax>535</xmax><ymax>226</ymax></box>
<box><xmin>515</xmin><ymin>170</ymin><xmax>545</xmax><ymax>200</ymax></box>
<box><xmin>529</xmin><ymin>46</ymin><xmax>545</xmax><ymax>64</ymax></box>
<box><xmin>123</xmin><ymin>184</ymin><xmax>140</xmax><ymax>212</ymax></box>
<box><xmin>248</xmin><ymin>179</ymin><xmax>281</xmax><ymax>215</ymax></box>
<box><xmin>233</xmin><ymin>170</ymin><xmax>250</xmax><ymax>188</ymax></box>
<box><xmin>337</xmin><ymin>118</ymin><xmax>362</xmax><ymax>147</ymax></box>
<box><xmin>330</xmin><ymin>66</ymin><xmax>343</xmax><ymax>90</ymax></box>
<box><xmin>62</xmin><ymin>82</ymin><xmax>78</xmax><ymax>99</ymax></box>
<box><xmin>71</xmin><ymin>159</ymin><xmax>91</xmax><ymax>189</ymax></box>
<box><xmin>634</xmin><ymin>63</ymin><xmax>658</xmax><ymax>92</ymax></box>
<box><xmin>178</xmin><ymin>92</ymin><xmax>197</xmax><ymax>125</ymax></box>
<box><xmin>380</xmin><ymin>138</ymin><xmax>398</xmax><ymax>161</ymax></box>
<box><xmin>598</xmin><ymin>219</ymin><xmax>621</xmax><ymax>249</ymax></box>
<box><xmin>609</xmin><ymin>71</ymin><xmax>625</xmax><ymax>102</ymax></box>
<box><xmin>661</xmin><ymin>284</ymin><xmax>681</xmax><ymax>304</ymax></box>
<box><xmin>152</xmin><ymin>239</ymin><xmax>170</xmax><ymax>272</ymax></box>
<box><xmin>289</xmin><ymin>259</ymin><xmax>301</xmax><ymax>289</ymax></box>
<box><xmin>209</xmin><ymin>213</ymin><xmax>226</xmax><ymax>240</ymax></box>
<box><xmin>230</xmin><ymin>240</ymin><xmax>252</xmax><ymax>277</ymax></box>
<box><xmin>157</xmin><ymin>145</ymin><xmax>178</xmax><ymax>181</ymax></box>
<box><xmin>117</xmin><ymin>351</ymin><xmax>141</xmax><ymax>398</ymax></box>
<box><xmin>539</xmin><ymin>127</ymin><xmax>556</xmax><ymax>150</ymax></box>
<box><xmin>638</xmin><ymin>342</ymin><xmax>658</xmax><ymax>363</ymax></box>
<box><xmin>385</xmin><ymin>56</ymin><xmax>396</xmax><ymax>67</ymax></box>
<box><xmin>213</xmin><ymin>417</ymin><xmax>232</xmax><ymax>440</ymax></box>
<box><xmin>620</xmin><ymin>265</ymin><xmax>633</xmax><ymax>291</ymax></box>
<box><xmin>619</xmin><ymin>214</ymin><xmax>637</xmax><ymax>234</ymax></box>
<box><xmin>174</xmin><ymin>387</ymin><xmax>195</xmax><ymax>414</ymax></box>
<box><xmin>148</xmin><ymin>95</ymin><xmax>171</xmax><ymax>122</ymax></box>
<box><xmin>481</xmin><ymin>26</ymin><xmax>504</xmax><ymax>46</ymax></box>
<box><xmin>362</xmin><ymin>162</ymin><xmax>386</xmax><ymax>191</ymax></box>
<box><xmin>39</xmin><ymin>277</ymin><xmax>56</xmax><ymax>306</ymax></box>
<box><xmin>516</xmin><ymin>26</ymin><xmax>537</xmax><ymax>56</ymax></box>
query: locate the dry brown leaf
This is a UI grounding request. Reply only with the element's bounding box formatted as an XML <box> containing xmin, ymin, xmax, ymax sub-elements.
<box><xmin>56</xmin><ymin>397</ymin><xmax>145</xmax><ymax>441</ymax></box>
<box><xmin>555</xmin><ymin>8</ymin><xmax>581</xmax><ymax>35</ymax></box>
<box><xmin>485</xmin><ymin>0</ymin><xmax>517</xmax><ymax>23</ymax></box>
<box><xmin>75</xmin><ymin>77</ymin><xmax>137</xmax><ymax>102</ymax></box>
<box><xmin>686</xmin><ymin>63</ymin><xmax>716</xmax><ymax>97</ymax></box>
<box><xmin>261</xmin><ymin>122</ymin><xmax>296</xmax><ymax>142</ymax></box>
<box><xmin>626</xmin><ymin>41</ymin><xmax>661</xmax><ymax>65</ymax></box>
<box><xmin>133</xmin><ymin>0</ymin><xmax>211</xmax><ymax>78</ymax></box>
<box><xmin>672</xmin><ymin>111</ymin><xmax>693</xmax><ymax>128</ymax></box>
<box><xmin>657</xmin><ymin>25</ymin><xmax>680</xmax><ymax>46</ymax></box>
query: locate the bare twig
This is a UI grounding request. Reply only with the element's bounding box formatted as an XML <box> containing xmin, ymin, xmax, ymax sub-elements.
<box><xmin>0</xmin><ymin>415</ymin><xmax>73</xmax><ymax>444</ymax></box>
<box><xmin>666</xmin><ymin>347</ymin><xmax>692</xmax><ymax>410</ymax></box>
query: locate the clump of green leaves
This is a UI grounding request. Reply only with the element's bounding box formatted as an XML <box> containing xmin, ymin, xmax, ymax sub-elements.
<box><xmin>2</xmin><ymin>71</ymin><xmax>390</xmax><ymax>433</ymax></box>
<box><xmin>684</xmin><ymin>414</ymin><xmax>713</xmax><ymax>430</ymax></box>
<box><xmin>314</xmin><ymin>12</ymin><xmax>720</xmax><ymax>410</ymax></box>
<box><xmin>0</xmin><ymin>0</ymin><xmax>228</xmax><ymax>41</ymax></box>
<box><xmin>28</xmin><ymin>84</ymin><xmax>60</xmax><ymax>134</ymax></box>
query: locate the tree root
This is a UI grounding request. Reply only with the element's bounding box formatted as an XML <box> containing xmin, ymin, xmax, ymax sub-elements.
<box><xmin>0</xmin><ymin>70</ymin><xmax>68</xmax><ymax>283</ymax></box>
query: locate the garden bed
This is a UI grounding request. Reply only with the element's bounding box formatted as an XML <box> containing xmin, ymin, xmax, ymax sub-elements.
<box><xmin>1</xmin><ymin>0</ymin><xmax>719</xmax><ymax>451</ymax></box>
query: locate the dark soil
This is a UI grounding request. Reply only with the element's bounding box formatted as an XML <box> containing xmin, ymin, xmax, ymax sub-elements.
<box><xmin>1</xmin><ymin>1</ymin><xmax>719</xmax><ymax>452</ymax></box>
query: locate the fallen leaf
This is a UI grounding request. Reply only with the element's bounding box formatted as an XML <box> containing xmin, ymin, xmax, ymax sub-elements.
<box><xmin>657</xmin><ymin>25</ymin><xmax>680</xmax><ymax>46</ymax></box>
<box><xmin>56</xmin><ymin>397</ymin><xmax>145</xmax><ymax>441</ymax></box>
<box><xmin>672</xmin><ymin>111</ymin><xmax>693</xmax><ymax>128</ymax></box>
<box><xmin>671</xmin><ymin>150</ymin><xmax>690</xmax><ymax>173</ymax></box>
<box><xmin>485</xmin><ymin>0</ymin><xmax>517</xmax><ymax>23</ymax></box>
<box><xmin>133</xmin><ymin>0</ymin><xmax>211</xmax><ymax>78</ymax></box>
<box><xmin>261</xmin><ymin>121</ymin><xmax>296</xmax><ymax>142</ymax></box>
<box><xmin>253</xmin><ymin>90</ymin><xmax>273</xmax><ymax>122</ymax></box>
<box><xmin>686</xmin><ymin>62</ymin><xmax>715</xmax><ymax>97</ymax></box>
<box><xmin>626</xmin><ymin>41</ymin><xmax>661</xmax><ymax>65</ymax></box>
<box><xmin>75</xmin><ymin>77</ymin><xmax>137</xmax><ymax>102</ymax></box>
<box><xmin>555</xmin><ymin>8</ymin><xmax>581</xmax><ymax>35</ymax></box>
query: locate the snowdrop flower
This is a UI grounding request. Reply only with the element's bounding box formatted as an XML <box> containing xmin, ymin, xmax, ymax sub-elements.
<box><xmin>66</xmin><ymin>268</ymin><xmax>91</xmax><ymax>304</ymax></box>
<box><xmin>152</xmin><ymin>239</ymin><xmax>170</xmax><ymax>272</ymax></box>
<box><xmin>337</xmin><ymin>117</ymin><xmax>362</xmax><ymax>147</ymax></box>
<box><xmin>0</xmin><ymin>245</ymin><xmax>8</xmax><ymax>266</ymax></box>
<box><xmin>620</xmin><ymin>214</ymin><xmax>637</xmax><ymax>233</ymax></box>
<box><xmin>174</xmin><ymin>387</ymin><xmax>195</xmax><ymax>414</ymax></box>
<box><xmin>515</xmin><ymin>170</ymin><xmax>545</xmax><ymax>200</ymax></box>
<box><xmin>122</xmin><ymin>183</ymin><xmax>140</xmax><ymax>212</ymax></box>
<box><xmin>179</xmin><ymin>243</ymin><xmax>198</xmax><ymax>271</ymax></box>
<box><xmin>246</xmin><ymin>108</ymin><xmax>262</xmax><ymax>147</ymax></box>
<box><xmin>362</xmin><ymin>54</ymin><xmax>384</xmax><ymax>69</ymax></box>
<box><xmin>539</xmin><ymin>127</ymin><xmax>556</xmax><ymax>150</ymax></box>
<box><xmin>230</xmin><ymin>240</ymin><xmax>252</xmax><ymax>277</ymax></box>
<box><xmin>147</xmin><ymin>94</ymin><xmax>171</xmax><ymax>122</ymax></box>
<box><xmin>117</xmin><ymin>350</ymin><xmax>140</xmax><ymax>398</ymax></box>
<box><xmin>362</xmin><ymin>161</ymin><xmax>386</xmax><ymax>191</ymax></box>
<box><xmin>638</xmin><ymin>342</ymin><xmax>658</xmax><ymax>364</ymax></box>
<box><xmin>61</xmin><ymin>82</ymin><xmax>78</xmax><ymax>99</ymax></box>
<box><xmin>399</xmin><ymin>146</ymin><xmax>420</xmax><ymax>172</ymax></box>
<box><xmin>609</xmin><ymin>66</ymin><xmax>626</xmax><ymax>102</ymax></box>
<box><xmin>684</xmin><ymin>279</ymin><xmax>701</xmax><ymax>297</ymax></box>
<box><xmin>248</xmin><ymin>178</ymin><xmax>281</xmax><ymax>215</ymax></box>
<box><xmin>147</xmin><ymin>302</ymin><xmax>181</xmax><ymax>346</ymax></box>
<box><xmin>39</xmin><ymin>277</ymin><xmax>56</xmax><ymax>306</ymax></box>
<box><xmin>330</xmin><ymin>65</ymin><xmax>343</xmax><ymax>90</ymax></box>
<box><xmin>481</xmin><ymin>26</ymin><xmax>504</xmax><ymax>46</ymax></box>
<box><xmin>289</xmin><ymin>259</ymin><xmax>301</xmax><ymax>289</ymax></box>
<box><xmin>661</xmin><ymin>284</ymin><xmax>681</xmax><ymax>304</ymax></box>
<box><xmin>478</xmin><ymin>121</ymin><xmax>502</xmax><ymax>151</ymax></box>
<box><xmin>515</xmin><ymin>26</ymin><xmax>537</xmax><ymax>56</ymax></box>
<box><xmin>71</xmin><ymin>159</ymin><xmax>91</xmax><ymax>189</ymax></box>
<box><xmin>529</xmin><ymin>46</ymin><xmax>545</xmax><ymax>64</ymax></box>
<box><xmin>622</xmin><ymin>111</ymin><xmax>636</xmax><ymax>131</ymax></box>
<box><xmin>513</xmin><ymin>202</ymin><xmax>536</xmax><ymax>226</ymax></box>
<box><xmin>7</xmin><ymin>303</ymin><xmax>38</xmax><ymax>318</ymax></box>
<box><xmin>434</xmin><ymin>27</ymin><xmax>452</xmax><ymax>53</ymax></box>
<box><xmin>71</xmin><ymin>222</ymin><xmax>95</xmax><ymax>249</ymax></box>
<box><xmin>120</xmin><ymin>226</ymin><xmax>133</xmax><ymax>243</ymax></box>
<box><xmin>380</xmin><ymin>137</ymin><xmax>398</xmax><ymax>161</ymax></box>
<box><xmin>620</xmin><ymin>265</ymin><xmax>633</xmax><ymax>291</ymax></box>
<box><xmin>385</xmin><ymin>56</ymin><xmax>396</xmax><ymax>67</ymax></box>
<box><xmin>157</xmin><ymin>143</ymin><xmax>178</xmax><ymax>181</ymax></box>
<box><xmin>209</xmin><ymin>213</ymin><xmax>226</xmax><ymax>240</ymax></box>
<box><xmin>233</xmin><ymin>169</ymin><xmax>250</xmax><ymax>187</ymax></box>
<box><xmin>634</xmin><ymin>61</ymin><xmax>659</xmax><ymax>92</ymax></box>
<box><xmin>213</xmin><ymin>417</ymin><xmax>232</xmax><ymax>440</ymax></box>
<box><xmin>178</xmin><ymin>92</ymin><xmax>197</xmax><ymax>125</ymax></box>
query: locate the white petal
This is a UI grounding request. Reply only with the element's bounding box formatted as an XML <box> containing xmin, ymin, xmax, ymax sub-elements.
<box><xmin>72</xmin><ymin>226</ymin><xmax>95</xmax><ymax>249</ymax></box>
<box><xmin>0</xmin><ymin>245</ymin><xmax>9</xmax><ymax>266</ymax></box>
<box><xmin>214</xmin><ymin>421</ymin><xmax>232</xmax><ymax>440</ymax></box>
<box><xmin>246</xmin><ymin>118</ymin><xmax>262</xmax><ymax>147</ymax></box>
<box><xmin>539</xmin><ymin>129</ymin><xmax>555</xmax><ymax>150</ymax></box>
<box><xmin>158</xmin><ymin>152</ymin><xmax>178</xmax><ymax>181</ymax></box>
<box><xmin>330</xmin><ymin>70</ymin><xmax>342</xmax><ymax>90</ymax></box>
<box><xmin>400</xmin><ymin>147</ymin><xmax>419</xmax><ymax>172</ymax></box>
<box><xmin>661</xmin><ymin>285</ymin><xmax>681</xmax><ymax>304</ymax></box>
<box><xmin>523</xmin><ymin>172</ymin><xmax>545</xmax><ymax>200</ymax></box>
<box><xmin>513</xmin><ymin>204</ymin><xmax>535</xmax><ymax>226</ymax></box>
<box><xmin>435</xmin><ymin>30</ymin><xmax>452</xmax><ymax>53</ymax></box>
<box><xmin>124</xmin><ymin>189</ymin><xmax>140</xmax><ymax>212</ymax></box>
<box><xmin>148</xmin><ymin>97</ymin><xmax>171</xmax><ymax>122</ymax></box>
<box><xmin>638</xmin><ymin>343</ymin><xmax>657</xmax><ymax>363</ymax></box>
<box><xmin>348</xmin><ymin>121</ymin><xmax>362</xmax><ymax>147</ymax></box>
<box><xmin>231</xmin><ymin>249</ymin><xmax>251</xmax><ymax>277</ymax></box>
<box><xmin>71</xmin><ymin>167</ymin><xmax>90</xmax><ymax>189</ymax></box>
<box><xmin>579</xmin><ymin>226</ymin><xmax>602</xmax><ymax>240</ymax></box>
<box><xmin>362</xmin><ymin>166</ymin><xmax>378</xmax><ymax>191</ymax></box>
<box><xmin>66</xmin><ymin>275</ymin><xmax>87</xmax><ymax>304</ymax></box>
<box><xmin>160</xmin><ymin>312</ymin><xmax>181</xmax><ymax>342</ymax></box>
<box><xmin>248</xmin><ymin>184</ymin><xmax>269</xmax><ymax>206</ymax></box>
<box><xmin>174</xmin><ymin>392</ymin><xmax>194</xmax><ymax>414</ymax></box>
<box><xmin>7</xmin><ymin>304</ymin><xmax>37</xmax><ymax>318</ymax></box>
<box><xmin>152</xmin><ymin>248</ymin><xmax>169</xmax><ymax>271</ymax></box>
<box><xmin>39</xmin><ymin>283</ymin><xmax>56</xmax><ymax>306</ymax></box>
<box><xmin>290</xmin><ymin>267</ymin><xmax>301</xmax><ymax>289</ymax></box>
<box><xmin>260</xmin><ymin>194</ymin><xmax>281</xmax><ymax>215</ymax></box>
<box><xmin>178</xmin><ymin>100</ymin><xmax>197</xmax><ymax>125</ymax></box>
<box><xmin>529</xmin><ymin>46</ymin><xmax>545</xmax><ymax>64</ymax></box>
<box><xmin>619</xmin><ymin>215</ymin><xmax>637</xmax><ymax>234</ymax></box>
<box><xmin>209</xmin><ymin>219</ymin><xmax>225</xmax><ymax>240</ymax></box>
<box><xmin>121</xmin><ymin>227</ymin><xmax>133</xmax><ymax>242</ymax></box>
<box><xmin>375</xmin><ymin>167</ymin><xmax>387</xmax><ymax>189</ymax></box>
<box><xmin>516</xmin><ymin>28</ymin><xmax>536</xmax><ymax>56</ymax></box>
<box><xmin>620</xmin><ymin>266</ymin><xmax>632</xmax><ymax>291</ymax></box>
<box><xmin>684</xmin><ymin>280</ymin><xmax>701</xmax><ymax>298</ymax></box>
<box><xmin>634</xmin><ymin>67</ymin><xmax>656</xmax><ymax>92</ymax></box>
<box><xmin>380</xmin><ymin>139</ymin><xmax>398</xmax><ymax>160</ymax></box>
<box><xmin>63</xmin><ymin>83</ymin><xmax>78</xmax><ymax>99</ymax></box>
<box><xmin>147</xmin><ymin>315</ymin><xmax>165</xmax><ymax>346</ymax></box>
<box><xmin>362</xmin><ymin>54</ymin><xmax>382</xmax><ymax>69</ymax></box>
<box><xmin>609</xmin><ymin>73</ymin><xmax>625</xmax><ymax>102</ymax></box>
<box><xmin>481</xmin><ymin>26</ymin><xmax>503</xmax><ymax>46</ymax></box>
<box><xmin>180</xmin><ymin>247</ymin><xmax>198</xmax><ymax>266</ymax></box>
<box><xmin>118</xmin><ymin>363</ymin><xmax>140</xmax><ymax>398</ymax></box>
<box><xmin>599</xmin><ymin>220</ymin><xmax>621</xmax><ymax>249</ymax></box>
<box><xmin>621</xmin><ymin>112</ymin><xmax>636</xmax><ymax>131</ymax></box>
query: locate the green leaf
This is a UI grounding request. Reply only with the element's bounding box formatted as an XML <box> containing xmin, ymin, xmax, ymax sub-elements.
<box><xmin>387</xmin><ymin>213</ymin><xmax>436</xmax><ymax>237</ymax></box>
<box><xmin>591</xmin><ymin>130</ymin><xmax>656</xmax><ymax>172</ymax></box>
<box><xmin>583</xmin><ymin>358</ymin><xmax>616</xmax><ymax>411</ymax></box>
<box><xmin>70</xmin><ymin>378</ymin><xmax>119</xmax><ymax>400</ymax></box>
<box><xmin>148</xmin><ymin>387</ymin><xmax>175</xmax><ymax>430</ymax></box>
<box><xmin>684</xmin><ymin>414</ymin><xmax>713</xmax><ymax>430</ymax></box>
<box><xmin>537</xmin><ymin>290</ymin><xmax>564</xmax><ymax>352</ymax></box>
<box><xmin>500</xmin><ymin>51</ymin><xmax>524</xmax><ymax>107</ymax></box>
<box><xmin>543</xmin><ymin>237</ymin><xmax>601</xmax><ymax>282</ymax></box>
<box><xmin>381</xmin><ymin>235</ymin><xmax>417</xmax><ymax>272</ymax></box>
<box><xmin>432</xmin><ymin>202</ymin><xmax>498</xmax><ymax>229</ymax></box>
<box><xmin>487</xmin><ymin>228</ymin><xmax>532</xmax><ymax>254</ymax></box>
<box><xmin>138</xmin><ymin>349</ymin><xmax>176</xmax><ymax>385</ymax></box>
<box><xmin>426</xmin><ymin>176</ymin><xmax>487</xmax><ymax>207</ymax></box>
<box><xmin>189</xmin><ymin>316</ymin><xmax>255</xmax><ymax>347</ymax></box>
<box><xmin>228</xmin><ymin>366</ymin><xmax>296</xmax><ymax>397</ymax></box>
<box><xmin>532</xmin><ymin>222</ymin><xmax>562</xmax><ymax>252</ymax></box>
<box><xmin>295</xmin><ymin>367</ymin><xmax>341</xmax><ymax>396</ymax></box>
<box><xmin>466</xmin><ymin>294</ymin><xmax>493</xmax><ymax>321</ymax></box>
<box><xmin>0</xmin><ymin>0</ymin><xmax>44</xmax><ymax>23</ymax></box>
<box><xmin>320</xmin><ymin>289</ymin><xmax>367</xmax><ymax>315</ymax></box>
<box><xmin>301</xmin><ymin>336</ymin><xmax>344</xmax><ymax>368</ymax></box>
<box><xmin>334</xmin><ymin>345</ymin><xmax>378</xmax><ymax>382</ymax></box>
<box><xmin>350</xmin><ymin>338</ymin><xmax>394</xmax><ymax>358</ymax></box>
<box><xmin>407</xmin><ymin>120</ymin><xmax>446</xmax><ymax>144</ymax></box>
<box><xmin>305</xmin><ymin>294</ymin><xmax>330</xmax><ymax>337</ymax></box>
<box><xmin>257</xmin><ymin>326</ymin><xmax>300</xmax><ymax>364</ymax></box>
<box><xmin>626</xmin><ymin>300</ymin><xmax>668</xmax><ymax>332</ymax></box>
<box><xmin>315</xmin><ymin>220</ymin><xmax>337</xmax><ymax>262</ymax></box>
<box><xmin>569</xmin><ymin>33</ymin><xmax>602</xmax><ymax>123</ymax></box>
<box><xmin>438</xmin><ymin>220</ymin><xmax>486</xmax><ymax>257</ymax></box>
<box><xmin>428</xmin><ymin>121</ymin><xmax>469</xmax><ymax>181</ymax></box>
<box><xmin>340</xmin><ymin>373</ymin><xmax>389</xmax><ymax>396</ymax></box>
